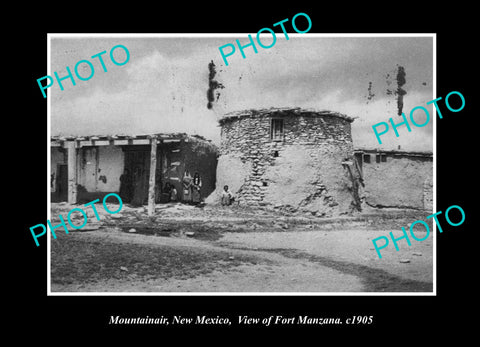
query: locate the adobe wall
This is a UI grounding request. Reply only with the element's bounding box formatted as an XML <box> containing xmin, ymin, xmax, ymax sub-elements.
<box><xmin>164</xmin><ymin>138</ymin><xmax>218</xmax><ymax>202</ymax></box>
<box><xmin>360</xmin><ymin>153</ymin><xmax>433</xmax><ymax>211</ymax></box>
<box><xmin>77</xmin><ymin>146</ymin><xmax>124</xmax><ymax>194</ymax></box>
<box><xmin>75</xmin><ymin>146</ymin><xmax>125</xmax><ymax>202</ymax></box>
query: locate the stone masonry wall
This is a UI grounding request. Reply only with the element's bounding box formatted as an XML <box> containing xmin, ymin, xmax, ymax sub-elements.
<box><xmin>208</xmin><ymin>109</ymin><xmax>358</xmax><ymax>216</ymax></box>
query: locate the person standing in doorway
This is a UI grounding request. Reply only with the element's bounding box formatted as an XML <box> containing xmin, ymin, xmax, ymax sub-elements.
<box><xmin>119</xmin><ymin>168</ymin><xmax>133</xmax><ymax>203</ymax></box>
<box><xmin>191</xmin><ymin>172</ymin><xmax>202</xmax><ymax>204</ymax></box>
<box><xmin>182</xmin><ymin>170</ymin><xmax>193</xmax><ymax>203</ymax></box>
<box><xmin>131</xmin><ymin>167</ymin><xmax>145</xmax><ymax>206</ymax></box>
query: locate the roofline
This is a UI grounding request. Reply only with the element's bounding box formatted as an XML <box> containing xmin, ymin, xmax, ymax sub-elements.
<box><xmin>354</xmin><ymin>147</ymin><xmax>433</xmax><ymax>157</ymax></box>
<box><xmin>51</xmin><ymin>132</ymin><xmax>212</xmax><ymax>141</ymax></box>
<box><xmin>50</xmin><ymin>133</ymin><xmax>216</xmax><ymax>148</ymax></box>
<box><xmin>219</xmin><ymin>107</ymin><xmax>355</xmax><ymax>124</ymax></box>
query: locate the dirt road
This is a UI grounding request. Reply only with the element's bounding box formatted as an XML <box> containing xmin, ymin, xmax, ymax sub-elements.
<box><xmin>49</xmin><ymin>202</ymin><xmax>433</xmax><ymax>293</ymax></box>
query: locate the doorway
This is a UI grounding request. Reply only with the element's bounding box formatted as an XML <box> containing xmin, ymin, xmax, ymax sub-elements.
<box><xmin>56</xmin><ymin>164</ymin><xmax>68</xmax><ymax>202</ymax></box>
<box><xmin>122</xmin><ymin>149</ymin><xmax>150</xmax><ymax>206</ymax></box>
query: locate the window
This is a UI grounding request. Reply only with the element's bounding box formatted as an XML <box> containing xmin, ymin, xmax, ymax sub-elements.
<box><xmin>270</xmin><ymin>118</ymin><xmax>284</xmax><ymax>141</ymax></box>
<box><xmin>363</xmin><ymin>154</ymin><xmax>371</xmax><ymax>163</ymax></box>
<box><xmin>376</xmin><ymin>154</ymin><xmax>387</xmax><ymax>163</ymax></box>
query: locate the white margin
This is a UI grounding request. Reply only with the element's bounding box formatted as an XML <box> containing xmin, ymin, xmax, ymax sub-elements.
<box><xmin>46</xmin><ymin>32</ymin><xmax>437</xmax><ymax>297</ymax></box>
<box><xmin>47</xmin><ymin>34</ymin><xmax>52</xmax><ymax>295</ymax></box>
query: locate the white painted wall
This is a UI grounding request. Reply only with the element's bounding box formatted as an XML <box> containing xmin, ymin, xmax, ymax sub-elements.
<box><xmin>77</xmin><ymin>146</ymin><xmax>124</xmax><ymax>192</ymax></box>
<box><xmin>96</xmin><ymin>146</ymin><xmax>124</xmax><ymax>192</ymax></box>
<box><xmin>80</xmin><ymin>147</ymin><xmax>97</xmax><ymax>192</ymax></box>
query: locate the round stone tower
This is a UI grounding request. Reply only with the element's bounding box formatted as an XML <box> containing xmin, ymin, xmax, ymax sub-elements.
<box><xmin>208</xmin><ymin>107</ymin><xmax>359</xmax><ymax>216</ymax></box>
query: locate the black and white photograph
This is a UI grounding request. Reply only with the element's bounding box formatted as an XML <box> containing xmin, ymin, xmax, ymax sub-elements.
<box><xmin>47</xmin><ymin>34</ymin><xmax>435</xmax><ymax>294</ymax></box>
<box><xmin>18</xmin><ymin>5</ymin><xmax>476</xmax><ymax>338</ymax></box>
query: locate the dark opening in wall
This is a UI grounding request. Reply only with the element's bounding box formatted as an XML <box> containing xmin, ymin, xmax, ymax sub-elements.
<box><xmin>273</xmin><ymin>150</ymin><xmax>279</xmax><ymax>157</ymax></box>
<box><xmin>354</xmin><ymin>153</ymin><xmax>363</xmax><ymax>173</ymax></box>
<box><xmin>262</xmin><ymin>181</ymin><xmax>268</xmax><ymax>187</ymax></box>
<box><xmin>270</xmin><ymin>118</ymin><xmax>284</xmax><ymax>141</ymax></box>
<box><xmin>364</xmin><ymin>154</ymin><xmax>371</xmax><ymax>163</ymax></box>
<box><xmin>376</xmin><ymin>153</ymin><xmax>387</xmax><ymax>163</ymax></box>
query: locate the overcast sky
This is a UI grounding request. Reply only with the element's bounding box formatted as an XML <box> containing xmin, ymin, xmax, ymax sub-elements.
<box><xmin>50</xmin><ymin>35</ymin><xmax>434</xmax><ymax>151</ymax></box>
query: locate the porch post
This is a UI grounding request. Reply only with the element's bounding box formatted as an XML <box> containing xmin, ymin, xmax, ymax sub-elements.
<box><xmin>148</xmin><ymin>136</ymin><xmax>157</xmax><ymax>216</ymax></box>
<box><xmin>67</xmin><ymin>141</ymin><xmax>77</xmax><ymax>204</ymax></box>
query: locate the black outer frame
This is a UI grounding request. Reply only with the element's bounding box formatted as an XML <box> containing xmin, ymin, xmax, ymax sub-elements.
<box><xmin>22</xmin><ymin>3</ymin><xmax>476</xmax><ymax>339</ymax></box>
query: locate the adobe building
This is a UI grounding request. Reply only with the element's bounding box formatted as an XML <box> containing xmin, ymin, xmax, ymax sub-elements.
<box><xmin>207</xmin><ymin>107</ymin><xmax>361</xmax><ymax>216</ymax></box>
<box><xmin>50</xmin><ymin>133</ymin><xmax>218</xmax><ymax>206</ymax></box>
<box><xmin>208</xmin><ymin>107</ymin><xmax>434</xmax><ymax>216</ymax></box>
<box><xmin>354</xmin><ymin>148</ymin><xmax>433</xmax><ymax>211</ymax></box>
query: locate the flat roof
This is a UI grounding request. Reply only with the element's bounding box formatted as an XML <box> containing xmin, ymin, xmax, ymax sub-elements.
<box><xmin>354</xmin><ymin>147</ymin><xmax>433</xmax><ymax>157</ymax></box>
<box><xmin>219</xmin><ymin>107</ymin><xmax>355</xmax><ymax>124</ymax></box>
<box><xmin>51</xmin><ymin>133</ymin><xmax>215</xmax><ymax>148</ymax></box>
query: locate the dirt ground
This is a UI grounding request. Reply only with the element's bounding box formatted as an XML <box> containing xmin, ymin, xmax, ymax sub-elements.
<box><xmin>49</xmin><ymin>202</ymin><xmax>434</xmax><ymax>293</ymax></box>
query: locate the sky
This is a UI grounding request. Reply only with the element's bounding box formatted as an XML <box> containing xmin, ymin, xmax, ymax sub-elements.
<box><xmin>49</xmin><ymin>34</ymin><xmax>434</xmax><ymax>151</ymax></box>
